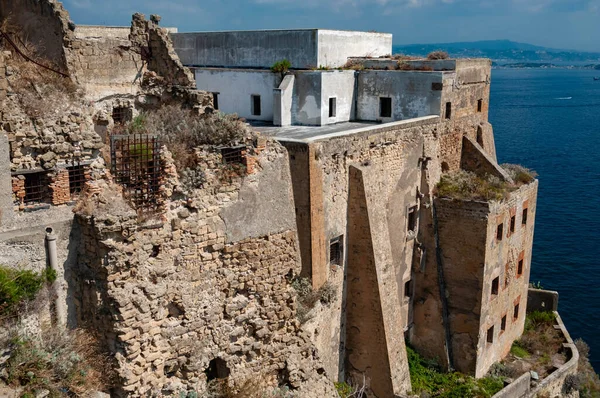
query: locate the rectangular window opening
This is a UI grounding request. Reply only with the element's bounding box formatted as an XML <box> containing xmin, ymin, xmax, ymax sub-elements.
<box><xmin>477</xmin><ymin>99</ymin><xmax>483</xmax><ymax>113</ymax></box>
<box><xmin>67</xmin><ymin>164</ymin><xmax>87</xmax><ymax>196</ymax></box>
<box><xmin>112</xmin><ymin>106</ymin><xmax>132</xmax><ymax>124</ymax></box>
<box><xmin>522</xmin><ymin>208</ymin><xmax>528</xmax><ymax>225</ymax></box>
<box><xmin>517</xmin><ymin>259</ymin><xmax>524</xmax><ymax>276</ymax></box>
<box><xmin>514</xmin><ymin>303</ymin><xmax>520</xmax><ymax>319</ymax></box>
<box><xmin>404</xmin><ymin>280</ymin><xmax>413</xmax><ymax>298</ymax></box>
<box><xmin>251</xmin><ymin>95</ymin><xmax>261</xmax><ymax>116</ymax></box>
<box><xmin>221</xmin><ymin>146</ymin><xmax>245</xmax><ymax>165</ymax></box>
<box><xmin>501</xmin><ymin>315</ymin><xmax>507</xmax><ymax>332</ymax></box>
<box><xmin>510</xmin><ymin>215</ymin><xmax>516</xmax><ymax>233</ymax></box>
<box><xmin>496</xmin><ymin>223</ymin><xmax>504</xmax><ymax>241</ymax></box>
<box><xmin>212</xmin><ymin>92</ymin><xmax>219</xmax><ymax>110</ymax></box>
<box><xmin>445</xmin><ymin>102</ymin><xmax>452</xmax><ymax>119</ymax></box>
<box><xmin>407</xmin><ymin>205</ymin><xmax>418</xmax><ymax>233</ymax></box>
<box><xmin>329</xmin><ymin>236</ymin><xmax>343</xmax><ymax>267</ymax></box>
<box><xmin>329</xmin><ymin>97</ymin><xmax>336</xmax><ymax>118</ymax></box>
<box><xmin>380</xmin><ymin>97</ymin><xmax>392</xmax><ymax>118</ymax></box>
<box><xmin>487</xmin><ymin>326</ymin><xmax>494</xmax><ymax>344</ymax></box>
<box><xmin>491</xmin><ymin>277</ymin><xmax>499</xmax><ymax>296</ymax></box>
<box><xmin>23</xmin><ymin>172</ymin><xmax>50</xmax><ymax>204</ymax></box>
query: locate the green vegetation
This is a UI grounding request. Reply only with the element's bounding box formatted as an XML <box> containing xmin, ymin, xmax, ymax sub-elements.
<box><xmin>524</xmin><ymin>310</ymin><xmax>556</xmax><ymax>333</ymax></box>
<box><xmin>4</xmin><ymin>329</ymin><xmax>114</xmax><ymax>397</ymax></box>
<box><xmin>335</xmin><ymin>381</ymin><xmax>354</xmax><ymax>397</ymax></box>
<box><xmin>510</xmin><ymin>341</ymin><xmax>530</xmax><ymax>358</ymax></box>
<box><xmin>0</xmin><ymin>266</ymin><xmax>56</xmax><ymax>316</ymax></box>
<box><xmin>529</xmin><ymin>280</ymin><xmax>544</xmax><ymax>290</ymax></box>
<box><xmin>407</xmin><ymin>346</ymin><xmax>503</xmax><ymax>398</ymax></box>
<box><xmin>271</xmin><ymin>59</ymin><xmax>291</xmax><ymax>74</ymax></box>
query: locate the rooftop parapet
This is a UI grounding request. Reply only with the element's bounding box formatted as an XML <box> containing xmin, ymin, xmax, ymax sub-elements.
<box><xmin>171</xmin><ymin>29</ymin><xmax>392</xmax><ymax>69</ymax></box>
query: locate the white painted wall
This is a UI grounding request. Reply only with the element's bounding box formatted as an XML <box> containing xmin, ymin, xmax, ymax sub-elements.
<box><xmin>195</xmin><ymin>69</ymin><xmax>278</xmax><ymax>121</ymax></box>
<box><xmin>291</xmin><ymin>72</ymin><xmax>322</xmax><ymax>126</ymax></box>
<box><xmin>356</xmin><ymin>71</ymin><xmax>443</xmax><ymax>122</ymax></box>
<box><xmin>317</xmin><ymin>30</ymin><xmax>392</xmax><ymax>68</ymax></box>
<box><xmin>320</xmin><ymin>70</ymin><xmax>356</xmax><ymax>125</ymax></box>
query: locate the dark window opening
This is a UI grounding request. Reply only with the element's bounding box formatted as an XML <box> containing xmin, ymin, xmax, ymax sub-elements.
<box><xmin>407</xmin><ymin>206</ymin><xmax>418</xmax><ymax>233</ymax></box>
<box><xmin>496</xmin><ymin>223</ymin><xmax>503</xmax><ymax>241</ymax></box>
<box><xmin>445</xmin><ymin>102</ymin><xmax>452</xmax><ymax>119</ymax></box>
<box><xmin>491</xmin><ymin>277</ymin><xmax>499</xmax><ymax>296</ymax></box>
<box><xmin>151</xmin><ymin>245</ymin><xmax>160</xmax><ymax>258</ymax></box>
<box><xmin>404</xmin><ymin>280</ymin><xmax>413</xmax><ymax>298</ymax></box>
<box><xmin>477</xmin><ymin>99</ymin><xmax>483</xmax><ymax>112</ymax></box>
<box><xmin>251</xmin><ymin>95</ymin><xmax>261</xmax><ymax>116</ymax></box>
<box><xmin>517</xmin><ymin>259</ymin><xmax>524</xmax><ymax>276</ymax></box>
<box><xmin>205</xmin><ymin>358</ymin><xmax>230</xmax><ymax>381</ymax></box>
<box><xmin>212</xmin><ymin>93</ymin><xmax>219</xmax><ymax>110</ymax></box>
<box><xmin>329</xmin><ymin>236</ymin><xmax>343</xmax><ymax>266</ymax></box>
<box><xmin>510</xmin><ymin>215</ymin><xmax>516</xmax><ymax>233</ymax></box>
<box><xmin>380</xmin><ymin>97</ymin><xmax>392</xmax><ymax>118</ymax></box>
<box><xmin>67</xmin><ymin>164</ymin><xmax>87</xmax><ymax>196</ymax></box>
<box><xmin>441</xmin><ymin>162</ymin><xmax>449</xmax><ymax>173</ymax></box>
<box><xmin>522</xmin><ymin>208</ymin><xmax>528</xmax><ymax>225</ymax></box>
<box><xmin>112</xmin><ymin>106</ymin><xmax>132</xmax><ymax>124</ymax></box>
<box><xmin>487</xmin><ymin>326</ymin><xmax>494</xmax><ymax>344</ymax></box>
<box><xmin>329</xmin><ymin>97</ymin><xmax>337</xmax><ymax>117</ymax></box>
<box><xmin>477</xmin><ymin>126</ymin><xmax>484</xmax><ymax>147</ymax></box>
<box><xmin>514</xmin><ymin>303</ymin><xmax>520</xmax><ymax>319</ymax></box>
<box><xmin>501</xmin><ymin>315</ymin><xmax>507</xmax><ymax>331</ymax></box>
<box><xmin>24</xmin><ymin>172</ymin><xmax>50</xmax><ymax>204</ymax></box>
<box><xmin>221</xmin><ymin>146</ymin><xmax>245</xmax><ymax>165</ymax></box>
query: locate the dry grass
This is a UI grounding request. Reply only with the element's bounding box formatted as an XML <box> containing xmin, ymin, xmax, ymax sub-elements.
<box><xmin>2</xmin><ymin>327</ymin><xmax>116</xmax><ymax>396</ymax></box>
<box><xmin>435</xmin><ymin>170</ymin><xmax>509</xmax><ymax>201</ymax></box>
<box><xmin>206</xmin><ymin>375</ymin><xmax>292</xmax><ymax>397</ymax></box>
<box><xmin>427</xmin><ymin>51</ymin><xmax>450</xmax><ymax>60</ymax></box>
<box><xmin>501</xmin><ymin>164</ymin><xmax>538</xmax><ymax>185</ymax></box>
<box><xmin>291</xmin><ymin>277</ymin><xmax>337</xmax><ymax>323</ymax></box>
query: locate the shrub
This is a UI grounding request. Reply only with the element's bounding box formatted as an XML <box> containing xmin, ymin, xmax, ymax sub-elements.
<box><xmin>510</xmin><ymin>341</ymin><xmax>531</xmax><ymax>358</ymax></box>
<box><xmin>271</xmin><ymin>59</ymin><xmax>292</xmax><ymax>74</ymax></box>
<box><xmin>427</xmin><ymin>51</ymin><xmax>449</xmax><ymax>60</ymax></box>
<box><xmin>0</xmin><ymin>266</ymin><xmax>55</xmax><ymax>315</ymax></box>
<box><xmin>501</xmin><ymin>164</ymin><xmax>538</xmax><ymax>185</ymax></box>
<box><xmin>529</xmin><ymin>281</ymin><xmax>544</xmax><ymax>289</ymax></box>
<box><xmin>335</xmin><ymin>381</ymin><xmax>354</xmax><ymax>398</ymax></box>
<box><xmin>291</xmin><ymin>277</ymin><xmax>337</xmax><ymax>323</ymax></box>
<box><xmin>575</xmin><ymin>338</ymin><xmax>600</xmax><ymax>397</ymax></box>
<box><xmin>118</xmin><ymin>106</ymin><xmax>249</xmax><ymax>171</ymax></box>
<box><xmin>564</xmin><ymin>374</ymin><xmax>582</xmax><ymax>394</ymax></box>
<box><xmin>3</xmin><ymin>328</ymin><xmax>115</xmax><ymax>396</ymax></box>
<box><xmin>435</xmin><ymin>170</ymin><xmax>508</xmax><ymax>202</ymax></box>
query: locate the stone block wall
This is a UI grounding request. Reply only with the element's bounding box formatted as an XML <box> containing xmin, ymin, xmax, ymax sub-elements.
<box><xmin>72</xmin><ymin>143</ymin><xmax>336</xmax><ymax>397</ymax></box>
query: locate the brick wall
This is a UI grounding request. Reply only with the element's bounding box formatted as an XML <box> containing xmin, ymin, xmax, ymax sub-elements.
<box><xmin>49</xmin><ymin>169</ymin><xmax>70</xmax><ymax>205</ymax></box>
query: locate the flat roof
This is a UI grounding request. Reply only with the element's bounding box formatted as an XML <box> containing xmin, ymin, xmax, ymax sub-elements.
<box><xmin>251</xmin><ymin>116</ymin><xmax>440</xmax><ymax>143</ymax></box>
<box><xmin>176</xmin><ymin>28</ymin><xmax>391</xmax><ymax>36</ymax></box>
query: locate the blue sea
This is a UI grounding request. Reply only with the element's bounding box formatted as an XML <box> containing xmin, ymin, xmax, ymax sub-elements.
<box><xmin>489</xmin><ymin>68</ymin><xmax>600</xmax><ymax>371</ymax></box>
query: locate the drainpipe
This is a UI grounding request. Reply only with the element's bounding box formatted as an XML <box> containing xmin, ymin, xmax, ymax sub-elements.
<box><xmin>45</xmin><ymin>226</ymin><xmax>65</xmax><ymax>328</ymax></box>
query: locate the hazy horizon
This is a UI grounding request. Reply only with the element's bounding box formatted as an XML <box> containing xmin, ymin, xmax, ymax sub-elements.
<box><xmin>64</xmin><ymin>0</ymin><xmax>600</xmax><ymax>52</ymax></box>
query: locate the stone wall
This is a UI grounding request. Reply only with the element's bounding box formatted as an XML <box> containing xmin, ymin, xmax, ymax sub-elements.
<box><xmin>72</xmin><ymin>143</ymin><xmax>336</xmax><ymax>396</ymax></box>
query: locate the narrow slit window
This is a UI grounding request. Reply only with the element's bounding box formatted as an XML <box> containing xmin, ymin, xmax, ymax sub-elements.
<box><xmin>522</xmin><ymin>208</ymin><xmax>528</xmax><ymax>225</ymax></box>
<box><xmin>404</xmin><ymin>280</ymin><xmax>412</xmax><ymax>298</ymax></box>
<box><xmin>497</xmin><ymin>223</ymin><xmax>504</xmax><ymax>241</ymax></box>
<box><xmin>329</xmin><ymin>236</ymin><xmax>343</xmax><ymax>266</ymax></box>
<box><xmin>477</xmin><ymin>126</ymin><xmax>484</xmax><ymax>147</ymax></box>
<box><xmin>212</xmin><ymin>93</ymin><xmax>219</xmax><ymax>110</ymax></box>
<box><xmin>517</xmin><ymin>259</ymin><xmax>524</xmax><ymax>276</ymax></box>
<box><xmin>510</xmin><ymin>215</ymin><xmax>516</xmax><ymax>234</ymax></box>
<box><xmin>445</xmin><ymin>102</ymin><xmax>452</xmax><ymax>119</ymax></box>
<box><xmin>501</xmin><ymin>315</ymin><xmax>507</xmax><ymax>332</ymax></box>
<box><xmin>329</xmin><ymin>97</ymin><xmax>336</xmax><ymax>117</ymax></box>
<box><xmin>251</xmin><ymin>95</ymin><xmax>261</xmax><ymax>116</ymax></box>
<box><xmin>380</xmin><ymin>97</ymin><xmax>392</xmax><ymax>118</ymax></box>
<box><xmin>477</xmin><ymin>99</ymin><xmax>483</xmax><ymax>113</ymax></box>
<box><xmin>514</xmin><ymin>303</ymin><xmax>520</xmax><ymax>319</ymax></box>
<box><xmin>487</xmin><ymin>326</ymin><xmax>494</xmax><ymax>344</ymax></box>
<box><xmin>491</xmin><ymin>277</ymin><xmax>499</xmax><ymax>296</ymax></box>
<box><xmin>407</xmin><ymin>206</ymin><xmax>418</xmax><ymax>233</ymax></box>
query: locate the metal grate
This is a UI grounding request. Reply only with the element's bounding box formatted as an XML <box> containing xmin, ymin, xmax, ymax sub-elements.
<box><xmin>24</xmin><ymin>172</ymin><xmax>50</xmax><ymax>204</ymax></box>
<box><xmin>110</xmin><ymin>134</ymin><xmax>162</xmax><ymax>213</ymax></box>
<box><xmin>112</xmin><ymin>106</ymin><xmax>132</xmax><ymax>124</ymax></box>
<box><xmin>221</xmin><ymin>146</ymin><xmax>245</xmax><ymax>165</ymax></box>
<box><xmin>67</xmin><ymin>163</ymin><xmax>87</xmax><ymax>196</ymax></box>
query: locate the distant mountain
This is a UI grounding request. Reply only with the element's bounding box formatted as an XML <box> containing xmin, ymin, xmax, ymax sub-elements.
<box><xmin>392</xmin><ymin>40</ymin><xmax>600</xmax><ymax>65</ymax></box>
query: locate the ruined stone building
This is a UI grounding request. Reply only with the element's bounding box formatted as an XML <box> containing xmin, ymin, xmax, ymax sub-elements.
<box><xmin>0</xmin><ymin>1</ymin><xmax>566</xmax><ymax>397</ymax></box>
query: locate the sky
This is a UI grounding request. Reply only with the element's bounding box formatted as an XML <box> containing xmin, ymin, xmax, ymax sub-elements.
<box><xmin>64</xmin><ymin>0</ymin><xmax>600</xmax><ymax>52</ymax></box>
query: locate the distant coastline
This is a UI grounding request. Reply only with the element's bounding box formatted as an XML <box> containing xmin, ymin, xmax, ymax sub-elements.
<box><xmin>493</xmin><ymin>62</ymin><xmax>600</xmax><ymax>70</ymax></box>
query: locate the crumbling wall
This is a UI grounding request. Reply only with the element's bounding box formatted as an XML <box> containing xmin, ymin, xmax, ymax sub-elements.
<box><xmin>0</xmin><ymin>0</ymin><xmax>74</xmax><ymax>74</ymax></box>
<box><xmin>73</xmin><ymin>143</ymin><xmax>336</xmax><ymax>396</ymax></box>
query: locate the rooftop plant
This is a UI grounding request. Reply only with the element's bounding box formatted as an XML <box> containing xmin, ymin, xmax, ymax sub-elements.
<box><xmin>427</xmin><ymin>50</ymin><xmax>450</xmax><ymax>60</ymax></box>
<box><xmin>271</xmin><ymin>59</ymin><xmax>291</xmax><ymax>74</ymax></box>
